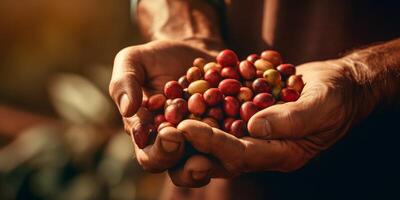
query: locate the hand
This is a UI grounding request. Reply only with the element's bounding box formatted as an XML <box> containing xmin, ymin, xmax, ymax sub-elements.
<box><xmin>109</xmin><ymin>40</ymin><xmax>220</xmax><ymax>173</ymax></box>
<box><xmin>169</xmin><ymin>58</ymin><xmax>368</xmax><ymax>187</ymax></box>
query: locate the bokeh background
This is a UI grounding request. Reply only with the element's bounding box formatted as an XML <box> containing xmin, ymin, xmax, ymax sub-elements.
<box><xmin>0</xmin><ymin>1</ymin><xmax>165</xmax><ymax>199</ymax></box>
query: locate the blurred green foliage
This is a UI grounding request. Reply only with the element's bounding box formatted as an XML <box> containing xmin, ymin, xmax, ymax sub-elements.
<box><xmin>0</xmin><ymin>1</ymin><xmax>164</xmax><ymax>199</ymax></box>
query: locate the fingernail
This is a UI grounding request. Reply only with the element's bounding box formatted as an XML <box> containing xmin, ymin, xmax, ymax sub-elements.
<box><xmin>161</xmin><ymin>139</ymin><xmax>180</xmax><ymax>153</ymax></box>
<box><xmin>119</xmin><ymin>93</ymin><xmax>130</xmax><ymax>116</ymax></box>
<box><xmin>192</xmin><ymin>171</ymin><xmax>209</xmax><ymax>180</ymax></box>
<box><xmin>253</xmin><ymin>118</ymin><xmax>272</xmax><ymax>137</ymax></box>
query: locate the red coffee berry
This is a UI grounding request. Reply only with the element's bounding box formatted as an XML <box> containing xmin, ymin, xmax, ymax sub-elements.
<box><xmin>252</xmin><ymin>78</ymin><xmax>272</xmax><ymax>93</ymax></box>
<box><xmin>239</xmin><ymin>60</ymin><xmax>257</xmax><ymax>80</ymax></box>
<box><xmin>240</xmin><ymin>102</ymin><xmax>259</xmax><ymax>122</ymax></box>
<box><xmin>223</xmin><ymin>117</ymin><xmax>236</xmax><ymax>132</ymax></box>
<box><xmin>223</xmin><ymin>96</ymin><xmax>240</xmax><ymax>117</ymax></box>
<box><xmin>253</xmin><ymin>93</ymin><xmax>275</xmax><ymax>109</ymax></box>
<box><xmin>230</xmin><ymin>120</ymin><xmax>247</xmax><ymax>138</ymax></box>
<box><xmin>237</xmin><ymin>87</ymin><xmax>253</xmax><ymax>102</ymax></box>
<box><xmin>216</xmin><ymin>49</ymin><xmax>239</xmax><ymax>67</ymax></box>
<box><xmin>204</xmin><ymin>68</ymin><xmax>222</xmax><ymax>87</ymax></box>
<box><xmin>164</xmin><ymin>81</ymin><xmax>183</xmax><ymax>99</ymax></box>
<box><xmin>178</xmin><ymin>75</ymin><xmax>190</xmax><ymax>88</ymax></box>
<box><xmin>147</xmin><ymin>94</ymin><xmax>166</xmax><ymax>111</ymax></box>
<box><xmin>218</xmin><ymin>79</ymin><xmax>241</xmax><ymax>96</ymax></box>
<box><xmin>246</xmin><ymin>54</ymin><xmax>260</xmax><ymax>63</ymax></box>
<box><xmin>133</xmin><ymin>124</ymin><xmax>150</xmax><ymax>149</ymax></box>
<box><xmin>154</xmin><ymin>114</ymin><xmax>166</xmax><ymax>128</ymax></box>
<box><xmin>277</xmin><ymin>64</ymin><xmax>296</xmax><ymax>79</ymax></box>
<box><xmin>188</xmin><ymin>93</ymin><xmax>207</xmax><ymax>115</ymax></box>
<box><xmin>203</xmin><ymin>88</ymin><xmax>223</xmax><ymax>106</ymax></box>
<box><xmin>206</xmin><ymin>107</ymin><xmax>224</xmax><ymax>121</ymax></box>
<box><xmin>171</xmin><ymin>98</ymin><xmax>188</xmax><ymax>114</ymax></box>
<box><xmin>281</xmin><ymin>88</ymin><xmax>300</xmax><ymax>102</ymax></box>
<box><xmin>261</xmin><ymin>50</ymin><xmax>283</xmax><ymax>67</ymax></box>
<box><xmin>221</xmin><ymin>67</ymin><xmax>240</xmax><ymax>79</ymax></box>
<box><xmin>164</xmin><ymin>104</ymin><xmax>184</xmax><ymax>124</ymax></box>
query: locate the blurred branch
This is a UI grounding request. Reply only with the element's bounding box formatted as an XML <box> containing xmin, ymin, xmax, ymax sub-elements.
<box><xmin>0</xmin><ymin>105</ymin><xmax>59</xmax><ymax>139</ymax></box>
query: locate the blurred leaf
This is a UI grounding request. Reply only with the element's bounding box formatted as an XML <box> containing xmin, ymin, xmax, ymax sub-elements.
<box><xmin>48</xmin><ymin>73</ymin><xmax>113</xmax><ymax>125</ymax></box>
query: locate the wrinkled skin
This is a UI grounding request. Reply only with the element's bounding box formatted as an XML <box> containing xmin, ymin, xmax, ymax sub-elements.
<box><xmin>109</xmin><ymin>40</ymin><xmax>370</xmax><ymax>187</ymax></box>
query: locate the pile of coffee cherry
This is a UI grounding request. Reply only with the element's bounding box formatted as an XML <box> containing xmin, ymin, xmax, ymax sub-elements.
<box><xmin>135</xmin><ymin>50</ymin><xmax>304</xmax><ymax>148</ymax></box>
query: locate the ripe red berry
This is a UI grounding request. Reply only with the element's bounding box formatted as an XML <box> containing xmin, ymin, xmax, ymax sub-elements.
<box><xmin>223</xmin><ymin>96</ymin><xmax>240</xmax><ymax>117</ymax></box>
<box><xmin>218</xmin><ymin>79</ymin><xmax>241</xmax><ymax>96</ymax></box>
<box><xmin>230</xmin><ymin>120</ymin><xmax>247</xmax><ymax>138</ymax></box>
<box><xmin>281</xmin><ymin>88</ymin><xmax>300</xmax><ymax>102</ymax></box>
<box><xmin>164</xmin><ymin>81</ymin><xmax>183</xmax><ymax>99</ymax></box>
<box><xmin>239</xmin><ymin>60</ymin><xmax>257</xmax><ymax>80</ymax></box>
<box><xmin>252</xmin><ymin>78</ymin><xmax>272</xmax><ymax>93</ymax></box>
<box><xmin>240</xmin><ymin>102</ymin><xmax>259</xmax><ymax>122</ymax></box>
<box><xmin>133</xmin><ymin>124</ymin><xmax>150</xmax><ymax>149</ymax></box>
<box><xmin>216</xmin><ymin>49</ymin><xmax>239</xmax><ymax>67</ymax></box>
<box><xmin>188</xmin><ymin>93</ymin><xmax>207</xmax><ymax>115</ymax></box>
<box><xmin>203</xmin><ymin>88</ymin><xmax>223</xmax><ymax>106</ymax></box>
<box><xmin>253</xmin><ymin>93</ymin><xmax>275</xmax><ymax>109</ymax></box>
<box><xmin>204</xmin><ymin>68</ymin><xmax>222</xmax><ymax>87</ymax></box>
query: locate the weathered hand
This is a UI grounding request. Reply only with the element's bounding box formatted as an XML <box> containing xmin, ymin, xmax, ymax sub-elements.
<box><xmin>169</xmin><ymin>59</ymin><xmax>368</xmax><ymax>187</ymax></box>
<box><xmin>109</xmin><ymin>40</ymin><xmax>219</xmax><ymax>172</ymax></box>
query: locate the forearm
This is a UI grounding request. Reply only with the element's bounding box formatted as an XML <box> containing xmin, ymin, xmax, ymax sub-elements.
<box><xmin>136</xmin><ymin>0</ymin><xmax>224</xmax><ymax>51</ymax></box>
<box><xmin>343</xmin><ymin>38</ymin><xmax>400</xmax><ymax>116</ymax></box>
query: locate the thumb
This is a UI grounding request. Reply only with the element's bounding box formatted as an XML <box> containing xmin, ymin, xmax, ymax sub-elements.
<box><xmin>109</xmin><ymin>47</ymin><xmax>146</xmax><ymax>117</ymax></box>
<box><xmin>248</xmin><ymin>87</ymin><xmax>324</xmax><ymax>139</ymax></box>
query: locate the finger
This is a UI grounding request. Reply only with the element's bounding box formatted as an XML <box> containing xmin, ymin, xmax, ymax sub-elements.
<box><xmin>109</xmin><ymin>47</ymin><xmax>146</xmax><ymax>117</ymax></box>
<box><xmin>247</xmin><ymin>81</ymin><xmax>330</xmax><ymax>139</ymax></box>
<box><xmin>178</xmin><ymin>120</ymin><xmax>315</xmax><ymax>173</ymax></box>
<box><xmin>177</xmin><ymin>120</ymin><xmax>247</xmax><ymax>174</ymax></box>
<box><xmin>129</xmin><ymin>118</ymin><xmax>185</xmax><ymax>172</ymax></box>
<box><xmin>168</xmin><ymin>155</ymin><xmax>213</xmax><ymax>188</ymax></box>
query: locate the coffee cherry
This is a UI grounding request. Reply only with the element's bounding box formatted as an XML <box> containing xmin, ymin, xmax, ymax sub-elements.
<box><xmin>252</xmin><ymin>78</ymin><xmax>272</xmax><ymax>93</ymax></box>
<box><xmin>204</xmin><ymin>62</ymin><xmax>222</xmax><ymax>73</ymax></box>
<box><xmin>186</xmin><ymin>66</ymin><xmax>203</xmax><ymax>82</ymax></box>
<box><xmin>204</xmin><ymin>68</ymin><xmax>222</xmax><ymax>87</ymax></box>
<box><xmin>263</xmin><ymin>69</ymin><xmax>282</xmax><ymax>86</ymax></box>
<box><xmin>287</xmin><ymin>75</ymin><xmax>304</xmax><ymax>93</ymax></box>
<box><xmin>202</xmin><ymin>117</ymin><xmax>220</xmax><ymax>128</ymax></box>
<box><xmin>240</xmin><ymin>102</ymin><xmax>259</xmax><ymax>122</ymax></box>
<box><xmin>230</xmin><ymin>120</ymin><xmax>247</xmax><ymax>138</ymax></box>
<box><xmin>188</xmin><ymin>93</ymin><xmax>207</xmax><ymax>115</ymax></box>
<box><xmin>239</xmin><ymin>60</ymin><xmax>257</xmax><ymax>80</ymax></box>
<box><xmin>261</xmin><ymin>50</ymin><xmax>283</xmax><ymax>67</ymax></box>
<box><xmin>256</xmin><ymin>70</ymin><xmax>264</xmax><ymax>78</ymax></box>
<box><xmin>147</xmin><ymin>94</ymin><xmax>166</xmax><ymax>111</ymax></box>
<box><xmin>188</xmin><ymin>80</ymin><xmax>210</xmax><ymax>94</ymax></box>
<box><xmin>223</xmin><ymin>96</ymin><xmax>240</xmax><ymax>117</ymax></box>
<box><xmin>221</xmin><ymin>67</ymin><xmax>240</xmax><ymax>79</ymax></box>
<box><xmin>243</xmin><ymin>80</ymin><xmax>253</xmax><ymax>88</ymax></box>
<box><xmin>193</xmin><ymin>57</ymin><xmax>206</xmax><ymax>69</ymax></box>
<box><xmin>218</xmin><ymin>79</ymin><xmax>241</xmax><ymax>96</ymax></box>
<box><xmin>237</xmin><ymin>87</ymin><xmax>253</xmax><ymax>102</ymax></box>
<box><xmin>133</xmin><ymin>124</ymin><xmax>150</xmax><ymax>149</ymax></box>
<box><xmin>253</xmin><ymin>93</ymin><xmax>275</xmax><ymax>109</ymax></box>
<box><xmin>157</xmin><ymin>122</ymin><xmax>174</xmax><ymax>132</ymax></box>
<box><xmin>154</xmin><ymin>114</ymin><xmax>166</xmax><ymax>128</ymax></box>
<box><xmin>246</xmin><ymin>54</ymin><xmax>260</xmax><ymax>63</ymax></box>
<box><xmin>223</xmin><ymin>117</ymin><xmax>235</xmax><ymax>132</ymax></box>
<box><xmin>165</xmin><ymin>104</ymin><xmax>184</xmax><ymax>124</ymax></box>
<box><xmin>164</xmin><ymin>81</ymin><xmax>183</xmax><ymax>99</ymax></box>
<box><xmin>254</xmin><ymin>59</ymin><xmax>274</xmax><ymax>72</ymax></box>
<box><xmin>171</xmin><ymin>98</ymin><xmax>188</xmax><ymax>114</ymax></box>
<box><xmin>178</xmin><ymin>75</ymin><xmax>189</xmax><ymax>88</ymax></box>
<box><xmin>281</xmin><ymin>88</ymin><xmax>300</xmax><ymax>102</ymax></box>
<box><xmin>206</xmin><ymin>107</ymin><xmax>224</xmax><ymax>120</ymax></box>
<box><xmin>277</xmin><ymin>64</ymin><xmax>295</xmax><ymax>79</ymax></box>
<box><xmin>217</xmin><ymin>49</ymin><xmax>239</xmax><ymax>67</ymax></box>
<box><xmin>203</xmin><ymin>88</ymin><xmax>223</xmax><ymax>106</ymax></box>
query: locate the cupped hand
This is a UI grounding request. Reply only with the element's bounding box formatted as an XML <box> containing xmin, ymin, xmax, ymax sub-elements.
<box><xmin>169</xmin><ymin>59</ymin><xmax>367</xmax><ymax>187</ymax></box>
<box><xmin>109</xmin><ymin>40</ymin><xmax>219</xmax><ymax>173</ymax></box>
